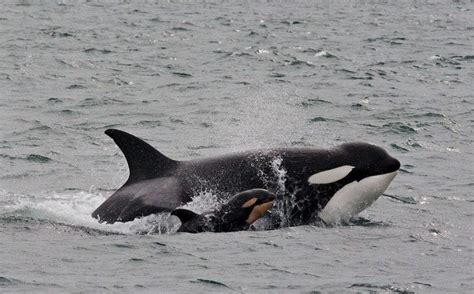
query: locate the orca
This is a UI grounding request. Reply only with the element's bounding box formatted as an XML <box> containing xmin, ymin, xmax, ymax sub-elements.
<box><xmin>171</xmin><ymin>189</ymin><xmax>275</xmax><ymax>233</ymax></box>
<box><xmin>92</xmin><ymin>129</ymin><xmax>400</xmax><ymax>226</ymax></box>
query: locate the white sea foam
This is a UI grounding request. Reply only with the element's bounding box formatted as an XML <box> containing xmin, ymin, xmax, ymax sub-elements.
<box><xmin>0</xmin><ymin>189</ymin><xmax>180</xmax><ymax>235</ymax></box>
<box><xmin>180</xmin><ymin>190</ymin><xmax>224</xmax><ymax>214</ymax></box>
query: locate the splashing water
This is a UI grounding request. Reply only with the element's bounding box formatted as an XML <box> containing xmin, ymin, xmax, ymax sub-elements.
<box><xmin>0</xmin><ymin>185</ymin><xmax>241</xmax><ymax>235</ymax></box>
<box><xmin>0</xmin><ymin>189</ymin><xmax>181</xmax><ymax>235</ymax></box>
<box><xmin>250</xmin><ymin>155</ymin><xmax>300</xmax><ymax>228</ymax></box>
<box><xmin>269</xmin><ymin>156</ymin><xmax>293</xmax><ymax>227</ymax></box>
<box><xmin>180</xmin><ymin>190</ymin><xmax>224</xmax><ymax>214</ymax></box>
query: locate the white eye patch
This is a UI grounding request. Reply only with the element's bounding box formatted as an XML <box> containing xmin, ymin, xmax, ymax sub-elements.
<box><xmin>308</xmin><ymin>165</ymin><xmax>355</xmax><ymax>184</ymax></box>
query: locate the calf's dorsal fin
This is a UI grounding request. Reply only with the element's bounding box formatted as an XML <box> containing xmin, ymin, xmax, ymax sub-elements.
<box><xmin>105</xmin><ymin>129</ymin><xmax>178</xmax><ymax>185</ymax></box>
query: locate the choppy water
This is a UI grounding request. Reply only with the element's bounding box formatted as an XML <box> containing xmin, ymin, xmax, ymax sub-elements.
<box><xmin>1</xmin><ymin>0</ymin><xmax>473</xmax><ymax>293</ymax></box>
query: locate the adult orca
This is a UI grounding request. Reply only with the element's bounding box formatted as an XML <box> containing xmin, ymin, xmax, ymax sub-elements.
<box><xmin>92</xmin><ymin>129</ymin><xmax>400</xmax><ymax>226</ymax></box>
<box><xmin>171</xmin><ymin>189</ymin><xmax>275</xmax><ymax>233</ymax></box>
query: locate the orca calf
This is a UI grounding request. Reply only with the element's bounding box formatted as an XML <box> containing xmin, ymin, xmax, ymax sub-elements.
<box><xmin>171</xmin><ymin>189</ymin><xmax>275</xmax><ymax>233</ymax></box>
<box><xmin>92</xmin><ymin>129</ymin><xmax>400</xmax><ymax>226</ymax></box>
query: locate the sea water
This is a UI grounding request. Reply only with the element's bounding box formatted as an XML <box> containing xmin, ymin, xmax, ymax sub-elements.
<box><xmin>1</xmin><ymin>1</ymin><xmax>473</xmax><ymax>292</ymax></box>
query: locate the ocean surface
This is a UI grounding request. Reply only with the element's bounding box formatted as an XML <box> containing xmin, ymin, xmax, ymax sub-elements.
<box><xmin>1</xmin><ymin>0</ymin><xmax>473</xmax><ymax>293</ymax></box>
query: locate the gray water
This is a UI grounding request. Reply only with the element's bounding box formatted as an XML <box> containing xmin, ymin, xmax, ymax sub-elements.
<box><xmin>1</xmin><ymin>0</ymin><xmax>473</xmax><ymax>293</ymax></box>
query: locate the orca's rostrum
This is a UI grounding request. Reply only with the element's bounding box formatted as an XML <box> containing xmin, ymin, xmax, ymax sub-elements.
<box><xmin>92</xmin><ymin>129</ymin><xmax>400</xmax><ymax>228</ymax></box>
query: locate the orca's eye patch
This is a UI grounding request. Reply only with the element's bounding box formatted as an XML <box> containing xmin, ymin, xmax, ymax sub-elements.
<box><xmin>245</xmin><ymin>201</ymin><xmax>274</xmax><ymax>224</ymax></box>
<box><xmin>308</xmin><ymin>165</ymin><xmax>355</xmax><ymax>185</ymax></box>
<box><xmin>242</xmin><ymin>198</ymin><xmax>257</xmax><ymax>208</ymax></box>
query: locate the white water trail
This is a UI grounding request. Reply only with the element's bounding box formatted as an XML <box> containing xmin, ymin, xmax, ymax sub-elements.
<box><xmin>0</xmin><ymin>189</ymin><xmax>181</xmax><ymax>235</ymax></box>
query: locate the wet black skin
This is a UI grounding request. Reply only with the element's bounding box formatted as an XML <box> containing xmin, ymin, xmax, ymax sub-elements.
<box><xmin>171</xmin><ymin>189</ymin><xmax>275</xmax><ymax>233</ymax></box>
<box><xmin>92</xmin><ymin>129</ymin><xmax>400</xmax><ymax>226</ymax></box>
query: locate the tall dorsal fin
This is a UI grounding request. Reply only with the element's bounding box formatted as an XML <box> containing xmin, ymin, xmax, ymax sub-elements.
<box><xmin>105</xmin><ymin>129</ymin><xmax>178</xmax><ymax>185</ymax></box>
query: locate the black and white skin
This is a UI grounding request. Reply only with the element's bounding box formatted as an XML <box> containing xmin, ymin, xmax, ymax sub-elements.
<box><xmin>92</xmin><ymin>129</ymin><xmax>400</xmax><ymax>227</ymax></box>
<box><xmin>171</xmin><ymin>189</ymin><xmax>275</xmax><ymax>233</ymax></box>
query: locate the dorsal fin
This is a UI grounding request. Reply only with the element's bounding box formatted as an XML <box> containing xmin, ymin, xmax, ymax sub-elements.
<box><xmin>171</xmin><ymin>209</ymin><xmax>199</xmax><ymax>224</ymax></box>
<box><xmin>105</xmin><ymin>129</ymin><xmax>178</xmax><ymax>185</ymax></box>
